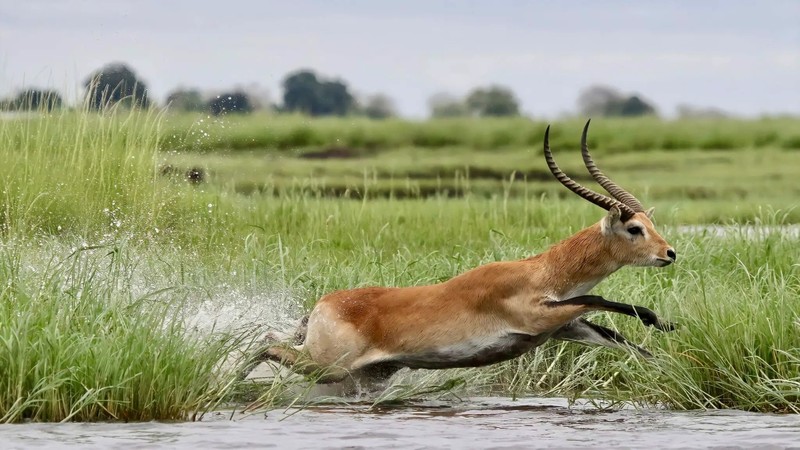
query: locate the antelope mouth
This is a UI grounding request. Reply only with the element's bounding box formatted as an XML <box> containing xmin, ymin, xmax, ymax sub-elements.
<box><xmin>655</xmin><ymin>258</ymin><xmax>674</xmax><ymax>267</ymax></box>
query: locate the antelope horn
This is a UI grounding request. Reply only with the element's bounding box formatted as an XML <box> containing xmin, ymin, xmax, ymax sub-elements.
<box><xmin>543</xmin><ymin>125</ymin><xmax>636</xmax><ymax>221</ymax></box>
<box><xmin>580</xmin><ymin>119</ymin><xmax>645</xmax><ymax>213</ymax></box>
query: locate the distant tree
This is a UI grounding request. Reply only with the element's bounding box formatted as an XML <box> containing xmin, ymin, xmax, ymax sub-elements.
<box><xmin>282</xmin><ymin>70</ymin><xmax>318</xmax><ymax>114</ymax></box>
<box><xmin>7</xmin><ymin>89</ymin><xmax>63</xmax><ymax>111</ymax></box>
<box><xmin>577</xmin><ymin>85</ymin><xmax>624</xmax><ymax>117</ymax></box>
<box><xmin>208</xmin><ymin>91</ymin><xmax>253</xmax><ymax>115</ymax></box>
<box><xmin>166</xmin><ymin>88</ymin><xmax>205</xmax><ymax>112</ymax></box>
<box><xmin>319</xmin><ymin>80</ymin><xmax>354</xmax><ymax>116</ymax></box>
<box><xmin>282</xmin><ymin>69</ymin><xmax>355</xmax><ymax>116</ymax></box>
<box><xmin>83</xmin><ymin>63</ymin><xmax>150</xmax><ymax>109</ymax></box>
<box><xmin>428</xmin><ymin>92</ymin><xmax>468</xmax><ymax>118</ymax></box>
<box><xmin>577</xmin><ymin>85</ymin><xmax>657</xmax><ymax>117</ymax></box>
<box><xmin>616</xmin><ymin>95</ymin><xmax>657</xmax><ymax>116</ymax></box>
<box><xmin>465</xmin><ymin>85</ymin><xmax>520</xmax><ymax>117</ymax></box>
<box><xmin>361</xmin><ymin>93</ymin><xmax>396</xmax><ymax>119</ymax></box>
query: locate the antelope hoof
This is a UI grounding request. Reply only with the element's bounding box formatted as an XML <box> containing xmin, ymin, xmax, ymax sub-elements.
<box><xmin>636</xmin><ymin>346</ymin><xmax>654</xmax><ymax>359</ymax></box>
<box><xmin>654</xmin><ymin>321</ymin><xmax>678</xmax><ymax>332</ymax></box>
<box><xmin>261</xmin><ymin>331</ymin><xmax>280</xmax><ymax>344</ymax></box>
<box><xmin>638</xmin><ymin>309</ymin><xmax>676</xmax><ymax>332</ymax></box>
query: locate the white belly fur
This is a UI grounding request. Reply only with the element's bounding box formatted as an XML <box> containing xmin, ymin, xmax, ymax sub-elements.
<box><xmin>557</xmin><ymin>280</ymin><xmax>600</xmax><ymax>301</ymax></box>
<box><xmin>387</xmin><ymin>332</ymin><xmax>550</xmax><ymax>369</ymax></box>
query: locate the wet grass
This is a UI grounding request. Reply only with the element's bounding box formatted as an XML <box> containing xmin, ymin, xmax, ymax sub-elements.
<box><xmin>2</xmin><ymin>107</ymin><xmax>800</xmax><ymax>421</ymax></box>
<box><xmin>0</xmin><ymin>241</ymin><xmax>248</xmax><ymax>422</ymax></box>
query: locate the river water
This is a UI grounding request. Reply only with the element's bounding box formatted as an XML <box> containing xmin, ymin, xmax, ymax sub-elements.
<box><xmin>3</xmin><ymin>397</ymin><xmax>800</xmax><ymax>449</ymax></box>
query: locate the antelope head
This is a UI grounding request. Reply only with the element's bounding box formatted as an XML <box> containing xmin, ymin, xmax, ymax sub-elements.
<box><xmin>544</xmin><ymin>120</ymin><xmax>676</xmax><ymax>268</ymax></box>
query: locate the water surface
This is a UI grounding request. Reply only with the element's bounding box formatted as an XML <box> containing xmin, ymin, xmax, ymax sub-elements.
<box><xmin>4</xmin><ymin>397</ymin><xmax>800</xmax><ymax>449</ymax></box>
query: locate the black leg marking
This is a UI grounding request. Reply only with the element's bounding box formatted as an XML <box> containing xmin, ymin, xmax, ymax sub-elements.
<box><xmin>552</xmin><ymin>318</ymin><xmax>654</xmax><ymax>358</ymax></box>
<box><xmin>353</xmin><ymin>362</ymin><xmax>404</xmax><ymax>381</ymax></box>
<box><xmin>547</xmin><ymin>295</ymin><xmax>676</xmax><ymax>332</ymax></box>
<box><xmin>578</xmin><ymin>318</ymin><xmax>653</xmax><ymax>358</ymax></box>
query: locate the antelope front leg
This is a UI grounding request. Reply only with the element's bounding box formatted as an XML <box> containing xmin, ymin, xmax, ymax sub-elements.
<box><xmin>546</xmin><ymin>295</ymin><xmax>676</xmax><ymax>332</ymax></box>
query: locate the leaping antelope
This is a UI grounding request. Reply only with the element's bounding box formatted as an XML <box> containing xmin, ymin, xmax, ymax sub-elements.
<box><xmin>243</xmin><ymin>120</ymin><xmax>676</xmax><ymax>384</ymax></box>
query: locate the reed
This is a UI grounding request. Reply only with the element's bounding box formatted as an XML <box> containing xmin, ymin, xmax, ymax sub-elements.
<box><xmin>2</xmin><ymin>107</ymin><xmax>799</xmax><ymax>421</ymax></box>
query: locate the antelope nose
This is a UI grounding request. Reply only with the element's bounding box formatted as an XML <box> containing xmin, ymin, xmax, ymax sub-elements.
<box><xmin>666</xmin><ymin>249</ymin><xmax>677</xmax><ymax>261</ymax></box>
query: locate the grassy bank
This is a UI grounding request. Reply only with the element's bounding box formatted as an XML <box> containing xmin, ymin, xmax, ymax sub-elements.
<box><xmin>158</xmin><ymin>113</ymin><xmax>800</xmax><ymax>223</ymax></box>
<box><xmin>161</xmin><ymin>113</ymin><xmax>800</xmax><ymax>154</ymax></box>
<box><xmin>162</xmin><ymin>145</ymin><xmax>800</xmax><ymax>224</ymax></box>
<box><xmin>2</xmin><ymin>108</ymin><xmax>800</xmax><ymax>421</ymax></box>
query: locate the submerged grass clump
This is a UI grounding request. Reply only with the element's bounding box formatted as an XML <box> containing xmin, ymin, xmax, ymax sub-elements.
<box><xmin>2</xmin><ymin>107</ymin><xmax>800</xmax><ymax>420</ymax></box>
<box><xmin>0</xmin><ymin>106</ymin><xmax>266</xmax><ymax>423</ymax></box>
<box><xmin>0</xmin><ymin>240</ymin><xmax>250</xmax><ymax>423</ymax></box>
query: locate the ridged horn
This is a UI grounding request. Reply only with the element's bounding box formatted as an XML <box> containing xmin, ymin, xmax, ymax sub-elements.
<box><xmin>580</xmin><ymin>119</ymin><xmax>645</xmax><ymax>213</ymax></box>
<box><xmin>543</xmin><ymin>125</ymin><xmax>636</xmax><ymax>220</ymax></box>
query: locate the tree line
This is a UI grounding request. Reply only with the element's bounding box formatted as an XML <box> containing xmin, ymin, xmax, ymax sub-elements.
<box><xmin>1</xmin><ymin>61</ymin><xmax>667</xmax><ymax>118</ymax></box>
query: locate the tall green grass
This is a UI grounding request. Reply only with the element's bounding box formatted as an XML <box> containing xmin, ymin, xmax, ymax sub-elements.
<box><xmin>161</xmin><ymin>113</ymin><xmax>800</xmax><ymax>153</ymax></box>
<box><xmin>230</xmin><ymin>200</ymin><xmax>800</xmax><ymax>414</ymax></box>
<box><xmin>0</xmin><ymin>240</ymin><xmax>248</xmax><ymax>422</ymax></box>
<box><xmin>158</xmin><ymin>113</ymin><xmax>800</xmax><ymax>225</ymax></box>
<box><xmin>0</xmin><ymin>106</ymin><xmax>257</xmax><ymax>422</ymax></box>
<box><xmin>473</xmin><ymin>221</ymin><xmax>800</xmax><ymax>413</ymax></box>
<box><xmin>2</xmin><ymin>108</ymin><xmax>800</xmax><ymax>421</ymax></box>
<box><xmin>0</xmin><ymin>106</ymin><xmax>165</xmax><ymax>237</ymax></box>
<box><xmin>161</xmin><ymin>144</ymin><xmax>800</xmax><ymax>224</ymax></box>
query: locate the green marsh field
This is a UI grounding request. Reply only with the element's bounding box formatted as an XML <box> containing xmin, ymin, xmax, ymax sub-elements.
<box><xmin>2</xmin><ymin>108</ymin><xmax>800</xmax><ymax>422</ymax></box>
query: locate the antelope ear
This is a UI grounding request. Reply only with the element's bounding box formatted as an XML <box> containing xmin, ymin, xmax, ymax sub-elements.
<box><xmin>602</xmin><ymin>206</ymin><xmax>622</xmax><ymax>232</ymax></box>
<box><xmin>645</xmin><ymin>207</ymin><xmax>655</xmax><ymax>218</ymax></box>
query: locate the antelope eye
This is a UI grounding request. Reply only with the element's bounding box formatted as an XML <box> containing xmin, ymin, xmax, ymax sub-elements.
<box><xmin>627</xmin><ymin>226</ymin><xmax>642</xmax><ymax>235</ymax></box>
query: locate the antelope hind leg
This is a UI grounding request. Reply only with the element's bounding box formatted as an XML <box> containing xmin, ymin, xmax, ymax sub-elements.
<box><xmin>237</xmin><ymin>330</ymin><xmax>283</xmax><ymax>381</ymax></box>
<box><xmin>552</xmin><ymin>318</ymin><xmax>653</xmax><ymax>358</ymax></box>
<box><xmin>239</xmin><ymin>341</ymin><xmax>348</xmax><ymax>384</ymax></box>
<box><xmin>238</xmin><ymin>315</ymin><xmax>313</xmax><ymax>381</ymax></box>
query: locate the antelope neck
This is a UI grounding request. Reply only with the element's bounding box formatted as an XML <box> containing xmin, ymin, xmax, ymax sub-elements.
<box><xmin>538</xmin><ymin>224</ymin><xmax>623</xmax><ymax>299</ymax></box>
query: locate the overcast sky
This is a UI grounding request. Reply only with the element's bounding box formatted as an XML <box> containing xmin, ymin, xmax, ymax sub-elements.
<box><xmin>1</xmin><ymin>0</ymin><xmax>798</xmax><ymax>118</ymax></box>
